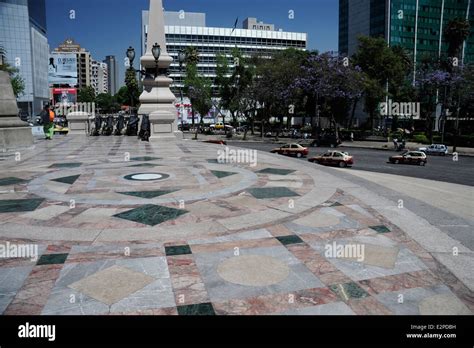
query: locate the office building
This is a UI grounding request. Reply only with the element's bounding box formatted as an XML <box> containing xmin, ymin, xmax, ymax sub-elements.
<box><xmin>141</xmin><ymin>11</ymin><xmax>307</xmax><ymax>95</ymax></box>
<box><xmin>52</xmin><ymin>39</ymin><xmax>92</xmax><ymax>90</ymax></box>
<box><xmin>91</xmin><ymin>60</ymin><xmax>108</xmax><ymax>95</ymax></box>
<box><xmin>104</xmin><ymin>55</ymin><xmax>119</xmax><ymax>96</ymax></box>
<box><xmin>0</xmin><ymin>0</ymin><xmax>49</xmax><ymax>116</ymax></box>
<box><xmin>339</xmin><ymin>0</ymin><xmax>473</xmax><ymax>65</ymax></box>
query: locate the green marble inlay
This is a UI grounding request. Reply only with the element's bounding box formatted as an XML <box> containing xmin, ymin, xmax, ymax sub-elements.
<box><xmin>0</xmin><ymin>198</ymin><xmax>44</xmax><ymax>213</ymax></box>
<box><xmin>177</xmin><ymin>303</ymin><xmax>216</xmax><ymax>316</ymax></box>
<box><xmin>211</xmin><ymin>170</ymin><xmax>237</xmax><ymax>179</ymax></box>
<box><xmin>113</xmin><ymin>205</ymin><xmax>188</xmax><ymax>226</ymax></box>
<box><xmin>370</xmin><ymin>225</ymin><xmax>391</xmax><ymax>234</ymax></box>
<box><xmin>51</xmin><ymin>175</ymin><xmax>80</xmax><ymax>185</ymax></box>
<box><xmin>128</xmin><ymin>163</ymin><xmax>161</xmax><ymax>168</ymax></box>
<box><xmin>330</xmin><ymin>282</ymin><xmax>369</xmax><ymax>301</ymax></box>
<box><xmin>49</xmin><ymin>162</ymin><xmax>82</xmax><ymax>168</ymax></box>
<box><xmin>119</xmin><ymin>189</ymin><xmax>179</xmax><ymax>199</ymax></box>
<box><xmin>130</xmin><ymin>156</ymin><xmax>161</xmax><ymax>162</ymax></box>
<box><xmin>276</xmin><ymin>235</ymin><xmax>304</xmax><ymax>246</ymax></box>
<box><xmin>0</xmin><ymin>177</ymin><xmax>27</xmax><ymax>186</ymax></box>
<box><xmin>257</xmin><ymin>168</ymin><xmax>296</xmax><ymax>176</ymax></box>
<box><xmin>165</xmin><ymin>245</ymin><xmax>192</xmax><ymax>256</ymax></box>
<box><xmin>247</xmin><ymin>187</ymin><xmax>299</xmax><ymax>200</ymax></box>
<box><xmin>36</xmin><ymin>253</ymin><xmax>68</xmax><ymax>265</ymax></box>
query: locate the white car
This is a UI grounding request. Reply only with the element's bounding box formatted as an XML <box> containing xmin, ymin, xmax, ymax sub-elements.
<box><xmin>418</xmin><ymin>144</ymin><xmax>449</xmax><ymax>156</ymax></box>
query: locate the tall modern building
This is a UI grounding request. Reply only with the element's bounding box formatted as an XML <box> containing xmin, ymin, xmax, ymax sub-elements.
<box><xmin>339</xmin><ymin>0</ymin><xmax>474</xmax><ymax>65</ymax></box>
<box><xmin>91</xmin><ymin>60</ymin><xmax>108</xmax><ymax>95</ymax></box>
<box><xmin>0</xmin><ymin>0</ymin><xmax>49</xmax><ymax>116</ymax></box>
<box><xmin>52</xmin><ymin>39</ymin><xmax>92</xmax><ymax>90</ymax></box>
<box><xmin>104</xmin><ymin>55</ymin><xmax>119</xmax><ymax>96</ymax></box>
<box><xmin>141</xmin><ymin>11</ymin><xmax>307</xmax><ymax>95</ymax></box>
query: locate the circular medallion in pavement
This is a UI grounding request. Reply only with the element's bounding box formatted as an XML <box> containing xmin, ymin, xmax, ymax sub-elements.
<box><xmin>217</xmin><ymin>255</ymin><xmax>290</xmax><ymax>286</ymax></box>
<box><xmin>124</xmin><ymin>173</ymin><xmax>170</xmax><ymax>181</ymax></box>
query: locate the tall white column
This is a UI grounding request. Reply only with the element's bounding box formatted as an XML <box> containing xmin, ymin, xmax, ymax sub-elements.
<box><xmin>138</xmin><ymin>0</ymin><xmax>178</xmax><ymax>139</ymax></box>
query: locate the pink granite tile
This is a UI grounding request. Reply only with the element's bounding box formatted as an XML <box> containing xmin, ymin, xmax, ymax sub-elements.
<box><xmin>167</xmin><ymin>255</ymin><xmax>209</xmax><ymax>306</ymax></box>
<box><xmin>348</xmin><ymin>297</ymin><xmax>393</xmax><ymax>315</ymax></box>
<box><xmin>358</xmin><ymin>270</ymin><xmax>442</xmax><ymax>295</ymax></box>
<box><xmin>4</xmin><ymin>264</ymin><xmax>62</xmax><ymax>315</ymax></box>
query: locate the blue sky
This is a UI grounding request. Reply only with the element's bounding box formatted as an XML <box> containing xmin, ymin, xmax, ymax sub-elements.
<box><xmin>46</xmin><ymin>0</ymin><xmax>339</xmax><ymax>87</ymax></box>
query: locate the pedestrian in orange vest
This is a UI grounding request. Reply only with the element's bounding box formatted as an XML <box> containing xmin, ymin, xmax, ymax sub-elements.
<box><xmin>40</xmin><ymin>104</ymin><xmax>55</xmax><ymax>140</ymax></box>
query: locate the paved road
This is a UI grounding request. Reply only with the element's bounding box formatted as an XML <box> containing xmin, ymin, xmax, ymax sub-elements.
<box><xmin>228</xmin><ymin>141</ymin><xmax>474</xmax><ymax>186</ymax></box>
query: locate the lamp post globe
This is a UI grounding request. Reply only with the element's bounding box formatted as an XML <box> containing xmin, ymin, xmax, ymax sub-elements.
<box><xmin>126</xmin><ymin>46</ymin><xmax>135</xmax><ymax>67</ymax></box>
<box><xmin>152</xmin><ymin>43</ymin><xmax>161</xmax><ymax>62</ymax></box>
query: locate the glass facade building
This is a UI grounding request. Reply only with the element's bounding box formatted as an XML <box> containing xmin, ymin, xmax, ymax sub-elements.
<box><xmin>0</xmin><ymin>0</ymin><xmax>49</xmax><ymax>116</ymax></box>
<box><xmin>339</xmin><ymin>0</ymin><xmax>473</xmax><ymax>64</ymax></box>
<box><xmin>142</xmin><ymin>11</ymin><xmax>307</xmax><ymax>95</ymax></box>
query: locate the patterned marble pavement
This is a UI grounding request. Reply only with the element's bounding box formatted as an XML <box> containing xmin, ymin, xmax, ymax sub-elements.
<box><xmin>0</xmin><ymin>135</ymin><xmax>472</xmax><ymax>315</ymax></box>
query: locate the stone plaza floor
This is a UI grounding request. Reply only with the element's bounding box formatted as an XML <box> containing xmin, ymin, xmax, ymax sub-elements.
<box><xmin>0</xmin><ymin>134</ymin><xmax>472</xmax><ymax>315</ymax></box>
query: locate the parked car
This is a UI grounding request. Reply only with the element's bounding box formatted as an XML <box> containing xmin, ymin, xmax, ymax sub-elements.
<box><xmin>418</xmin><ymin>144</ymin><xmax>448</xmax><ymax>156</ymax></box>
<box><xmin>308</xmin><ymin>151</ymin><xmax>354</xmax><ymax>168</ymax></box>
<box><xmin>271</xmin><ymin>143</ymin><xmax>309</xmax><ymax>158</ymax></box>
<box><xmin>389</xmin><ymin>151</ymin><xmax>427</xmax><ymax>166</ymax></box>
<box><xmin>210</xmin><ymin>122</ymin><xmax>225</xmax><ymax>130</ymax></box>
<box><xmin>310</xmin><ymin>134</ymin><xmax>341</xmax><ymax>148</ymax></box>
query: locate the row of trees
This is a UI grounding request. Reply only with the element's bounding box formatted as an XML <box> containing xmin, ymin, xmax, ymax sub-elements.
<box><xmin>181</xmin><ymin>18</ymin><xmax>472</xmax><ymax>143</ymax></box>
<box><xmin>77</xmin><ymin>83</ymin><xmax>139</xmax><ymax>113</ymax></box>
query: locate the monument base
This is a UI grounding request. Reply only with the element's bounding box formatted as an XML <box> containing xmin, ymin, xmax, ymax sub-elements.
<box><xmin>0</xmin><ymin>126</ymin><xmax>33</xmax><ymax>151</ymax></box>
<box><xmin>67</xmin><ymin>112</ymin><xmax>90</xmax><ymax>135</ymax></box>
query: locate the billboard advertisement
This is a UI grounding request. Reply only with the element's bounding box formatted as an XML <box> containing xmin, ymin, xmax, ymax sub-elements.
<box><xmin>48</xmin><ymin>53</ymin><xmax>78</xmax><ymax>87</ymax></box>
<box><xmin>52</xmin><ymin>88</ymin><xmax>77</xmax><ymax>105</ymax></box>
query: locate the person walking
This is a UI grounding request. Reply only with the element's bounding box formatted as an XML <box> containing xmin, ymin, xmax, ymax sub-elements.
<box><xmin>40</xmin><ymin>104</ymin><xmax>55</xmax><ymax>140</ymax></box>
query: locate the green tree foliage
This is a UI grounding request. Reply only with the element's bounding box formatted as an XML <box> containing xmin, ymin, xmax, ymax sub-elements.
<box><xmin>184</xmin><ymin>63</ymin><xmax>212</xmax><ymax>129</ymax></box>
<box><xmin>95</xmin><ymin>93</ymin><xmax>119</xmax><ymax>113</ymax></box>
<box><xmin>352</xmin><ymin>37</ymin><xmax>412</xmax><ymax>129</ymax></box>
<box><xmin>77</xmin><ymin>86</ymin><xmax>96</xmax><ymax>103</ymax></box>
<box><xmin>0</xmin><ymin>46</ymin><xmax>26</xmax><ymax>97</ymax></box>
<box><xmin>124</xmin><ymin>67</ymin><xmax>140</xmax><ymax>107</ymax></box>
<box><xmin>184</xmin><ymin>46</ymin><xmax>200</xmax><ymax>66</ymax></box>
<box><xmin>444</xmin><ymin>18</ymin><xmax>470</xmax><ymax>60</ymax></box>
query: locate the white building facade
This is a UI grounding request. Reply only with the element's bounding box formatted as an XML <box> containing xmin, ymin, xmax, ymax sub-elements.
<box><xmin>91</xmin><ymin>60</ymin><xmax>108</xmax><ymax>95</ymax></box>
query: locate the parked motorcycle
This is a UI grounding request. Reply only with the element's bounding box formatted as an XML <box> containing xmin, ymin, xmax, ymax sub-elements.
<box><xmin>114</xmin><ymin>114</ymin><xmax>125</xmax><ymax>136</ymax></box>
<box><xmin>138</xmin><ymin>115</ymin><xmax>150</xmax><ymax>142</ymax></box>
<box><xmin>126</xmin><ymin>114</ymin><xmax>139</xmax><ymax>136</ymax></box>
<box><xmin>102</xmin><ymin>115</ymin><xmax>114</xmax><ymax>136</ymax></box>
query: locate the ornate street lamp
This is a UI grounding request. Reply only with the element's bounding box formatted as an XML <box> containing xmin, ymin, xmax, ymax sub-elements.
<box><xmin>152</xmin><ymin>43</ymin><xmax>161</xmax><ymax>78</ymax></box>
<box><xmin>125</xmin><ymin>46</ymin><xmax>138</xmax><ymax>111</ymax></box>
<box><xmin>126</xmin><ymin>46</ymin><xmax>135</xmax><ymax>67</ymax></box>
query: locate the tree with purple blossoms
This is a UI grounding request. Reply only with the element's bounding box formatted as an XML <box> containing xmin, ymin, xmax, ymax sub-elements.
<box><xmin>293</xmin><ymin>52</ymin><xmax>364</xmax><ymax>136</ymax></box>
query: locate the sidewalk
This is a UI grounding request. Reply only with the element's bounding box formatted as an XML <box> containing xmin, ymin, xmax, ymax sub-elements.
<box><xmin>0</xmin><ymin>135</ymin><xmax>472</xmax><ymax>315</ymax></box>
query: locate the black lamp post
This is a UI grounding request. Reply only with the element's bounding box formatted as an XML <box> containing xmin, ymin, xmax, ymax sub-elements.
<box><xmin>178</xmin><ymin>50</ymin><xmax>186</xmax><ymax>132</ymax></box>
<box><xmin>152</xmin><ymin>43</ymin><xmax>161</xmax><ymax>78</ymax></box>
<box><xmin>126</xmin><ymin>46</ymin><xmax>136</xmax><ymax>112</ymax></box>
